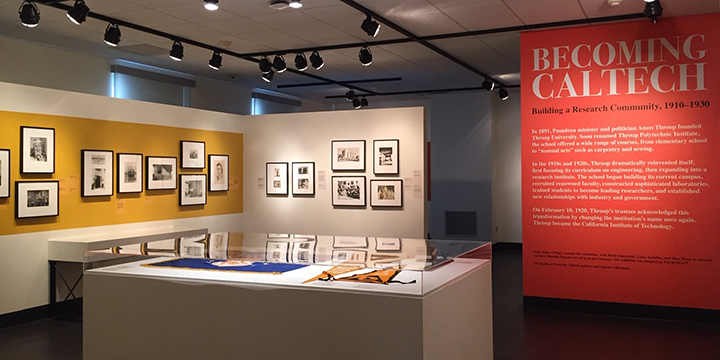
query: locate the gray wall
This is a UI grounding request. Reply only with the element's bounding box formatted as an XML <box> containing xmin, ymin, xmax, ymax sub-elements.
<box><xmin>492</xmin><ymin>88</ymin><xmax>522</xmax><ymax>243</ymax></box>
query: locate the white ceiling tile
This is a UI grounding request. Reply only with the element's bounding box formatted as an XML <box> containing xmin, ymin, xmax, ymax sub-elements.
<box><xmin>476</xmin><ymin>32</ymin><xmax>521</xmax><ymax>67</ymax></box>
<box><xmin>657</xmin><ymin>0</ymin><xmax>720</xmax><ymax>17</ymax></box>
<box><xmin>154</xmin><ymin>4</ymin><xmax>238</xmax><ymax>23</ymax></box>
<box><xmin>82</xmin><ymin>0</ymin><xmax>145</xmax><ymax>15</ymax></box>
<box><xmin>502</xmin><ymin>0</ymin><xmax>587</xmax><ymax>24</ymax></box>
<box><xmin>357</xmin><ymin>0</ymin><xmax>466</xmax><ymax>36</ymax></box>
<box><xmin>122</xmin><ymin>0</ymin><xmax>197</xmax><ymax>10</ymax></box>
<box><xmin>577</xmin><ymin>0</ymin><xmax>644</xmax><ymax>18</ymax></box>
<box><xmin>429</xmin><ymin>0</ymin><xmax>524</xmax><ymax>31</ymax></box>
<box><xmin>113</xmin><ymin>9</ymin><xmax>189</xmax><ymax>28</ymax></box>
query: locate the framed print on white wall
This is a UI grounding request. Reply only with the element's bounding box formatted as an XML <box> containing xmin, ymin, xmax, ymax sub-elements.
<box><xmin>373</xmin><ymin>139</ymin><xmax>399</xmax><ymax>175</ymax></box>
<box><xmin>82</xmin><ymin>150</ymin><xmax>114</xmax><ymax>197</ymax></box>
<box><xmin>117</xmin><ymin>153</ymin><xmax>143</xmax><ymax>194</ymax></box>
<box><xmin>331</xmin><ymin>176</ymin><xmax>366</xmax><ymax>207</ymax></box>
<box><xmin>266</xmin><ymin>162</ymin><xmax>288</xmax><ymax>196</ymax></box>
<box><xmin>332</xmin><ymin>140</ymin><xmax>365</xmax><ymax>171</ymax></box>
<box><xmin>20</xmin><ymin>126</ymin><xmax>55</xmax><ymax>174</ymax></box>
<box><xmin>16</xmin><ymin>181</ymin><xmax>59</xmax><ymax>219</ymax></box>
<box><xmin>209</xmin><ymin>154</ymin><xmax>229</xmax><ymax>192</ymax></box>
<box><xmin>0</xmin><ymin>149</ymin><xmax>9</xmax><ymax>198</ymax></box>
<box><xmin>146</xmin><ymin>156</ymin><xmax>177</xmax><ymax>190</ymax></box>
<box><xmin>180</xmin><ymin>140</ymin><xmax>205</xmax><ymax>169</ymax></box>
<box><xmin>370</xmin><ymin>179</ymin><xmax>403</xmax><ymax>207</ymax></box>
<box><xmin>180</xmin><ymin>174</ymin><xmax>207</xmax><ymax>206</ymax></box>
<box><xmin>292</xmin><ymin>162</ymin><xmax>314</xmax><ymax>195</ymax></box>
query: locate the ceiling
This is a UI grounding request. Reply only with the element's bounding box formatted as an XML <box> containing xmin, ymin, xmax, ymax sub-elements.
<box><xmin>0</xmin><ymin>0</ymin><xmax>718</xmax><ymax>104</ymax></box>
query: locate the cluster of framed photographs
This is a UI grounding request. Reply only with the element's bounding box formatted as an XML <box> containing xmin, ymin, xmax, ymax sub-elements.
<box><xmin>331</xmin><ymin>178</ymin><xmax>403</xmax><ymax>207</ymax></box>
<box><xmin>331</xmin><ymin>139</ymin><xmax>399</xmax><ymax>175</ymax></box>
<box><xmin>266</xmin><ymin>162</ymin><xmax>314</xmax><ymax>196</ymax></box>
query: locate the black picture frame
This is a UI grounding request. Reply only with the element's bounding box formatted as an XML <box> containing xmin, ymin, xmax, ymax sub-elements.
<box><xmin>266</xmin><ymin>162</ymin><xmax>289</xmax><ymax>196</ymax></box>
<box><xmin>331</xmin><ymin>176</ymin><xmax>366</xmax><ymax>207</ymax></box>
<box><xmin>81</xmin><ymin>149</ymin><xmax>114</xmax><ymax>197</ymax></box>
<box><xmin>331</xmin><ymin>140</ymin><xmax>366</xmax><ymax>171</ymax></box>
<box><xmin>208</xmin><ymin>154</ymin><xmax>229</xmax><ymax>192</ymax></box>
<box><xmin>291</xmin><ymin>161</ymin><xmax>315</xmax><ymax>196</ymax></box>
<box><xmin>0</xmin><ymin>149</ymin><xmax>10</xmax><ymax>199</ymax></box>
<box><xmin>180</xmin><ymin>140</ymin><xmax>206</xmax><ymax>169</ymax></box>
<box><xmin>179</xmin><ymin>174</ymin><xmax>207</xmax><ymax>206</ymax></box>
<box><xmin>373</xmin><ymin>139</ymin><xmax>399</xmax><ymax>175</ymax></box>
<box><xmin>15</xmin><ymin>181</ymin><xmax>59</xmax><ymax>219</ymax></box>
<box><xmin>20</xmin><ymin>126</ymin><xmax>55</xmax><ymax>174</ymax></box>
<box><xmin>370</xmin><ymin>179</ymin><xmax>403</xmax><ymax>207</ymax></box>
<box><xmin>146</xmin><ymin>156</ymin><xmax>178</xmax><ymax>190</ymax></box>
<box><xmin>117</xmin><ymin>153</ymin><xmax>143</xmax><ymax>194</ymax></box>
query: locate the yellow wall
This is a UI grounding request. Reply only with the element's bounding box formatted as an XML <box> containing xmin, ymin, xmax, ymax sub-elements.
<box><xmin>0</xmin><ymin>110</ymin><xmax>243</xmax><ymax>235</ymax></box>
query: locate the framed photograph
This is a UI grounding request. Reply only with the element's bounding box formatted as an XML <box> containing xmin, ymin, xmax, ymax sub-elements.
<box><xmin>374</xmin><ymin>139</ymin><xmax>399</xmax><ymax>175</ymax></box>
<box><xmin>268</xmin><ymin>233</ymin><xmax>290</xmax><ymax>239</ymax></box>
<box><xmin>180</xmin><ymin>174</ymin><xmax>207</xmax><ymax>206</ymax></box>
<box><xmin>332</xmin><ymin>250</ymin><xmax>367</xmax><ymax>264</ymax></box>
<box><xmin>146</xmin><ymin>156</ymin><xmax>177</xmax><ymax>190</ymax></box>
<box><xmin>332</xmin><ymin>140</ymin><xmax>365</xmax><ymax>171</ymax></box>
<box><xmin>82</xmin><ymin>150</ymin><xmax>114</xmax><ymax>197</ymax></box>
<box><xmin>179</xmin><ymin>234</ymin><xmax>208</xmax><ymax>258</ymax></box>
<box><xmin>0</xmin><ymin>149</ymin><xmax>9</xmax><ymax>198</ymax></box>
<box><xmin>291</xmin><ymin>240</ymin><xmax>317</xmax><ymax>264</ymax></box>
<box><xmin>332</xmin><ymin>176</ymin><xmax>366</xmax><ymax>207</ymax></box>
<box><xmin>209</xmin><ymin>232</ymin><xmax>230</xmax><ymax>259</ymax></box>
<box><xmin>293</xmin><ymin>234</ymin><xmax>316</xmax><ymax>240</ymax></box>
<box><xmin>180</xmin><ymin>141</ymin><xmax>205</xmax><ymax>169</ymax></box>
<box><xmin>375</xmin><ymin>237</ymin><xmax>401</xmax><ymax>252</ymax></box>
<box><xmin>266</xmin><ymin>241</ymin><xmax>289</xmax><ymax>263</ymax></box>
<box><xmin>20</xmin><ymin>126</ymin><xmax>55</xmax><ymax>174</ymax></box>
<box><xmin>117</xmin><ymin>153</ymin><xmax>143</xmax><ymax>194</ymax></box>
<box><xmin>209</xmin><ymin>154</ymin><xmax>229</xmax><ymax>192</ymax></box>
<box><xmin>333</xmin><ymin>236</ymin><xmax>368</xmax><ymax>248</ymax></box>
<box><xmin>370</xmin><ymin>179</ymin><xmax>403</xmax><ymax>207</ymax></box>
<box><xmin>292</xmin><ymin>162</ymin><xmax>315</xmax><ymax>196</ymax></box>
<box><xmin>16</xmin><ymin>181</ymin><xmax>59</xmax><ymax>219</ymax></box>
<box><xmin>266</xmin><ymin>162</ymin><xmax>288</xmax><ymax>196</ymax></box>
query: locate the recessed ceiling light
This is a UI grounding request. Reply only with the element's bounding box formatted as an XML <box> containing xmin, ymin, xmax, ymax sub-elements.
<box><xmin>204</xmin><ymin>0</ymin><xmax>219</xmax><ymax>11</ymax></box>
<box><xmin>288</xmin><ymin>0</ymin><xmax>302</xmax><ymax>9</ymax></box>
<box><xmin>269</xmin><ymin>0</ymin><xmax>289</xmax><ymax>10</ymax></box>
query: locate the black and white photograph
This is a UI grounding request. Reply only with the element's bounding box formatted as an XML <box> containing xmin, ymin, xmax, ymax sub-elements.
<box><xmin>332</xmin><ymin>140</ymin><xmax>365</xmax><ymax>171</ymax></box>
<box><xmin>332</xmin><ymin>250</ymin><xmax>367</xmax><ymax>264</ymax></box>
<box><xmin>292</xmin><ymin>162</ymin><xmax>315</xmax><ymax>196</ymax></box>
<box><xmin>291</xmin><ymin>240</ymin><xmax>317</xmax><ymax>264</ymax></box>
<box><xmin>333</xmin><ymin>236</ymin><xmax>368</xmax><ymax>248</ymax></box>
<box><xmin>208</xmin><ymin>154</ymin><xmax>229</xmax><ymax>192</ymax></box>
<box><xmin>180</xmin><ymin>174</ymin><xmax>207</xmax><ymax>206</ymax></box>
<box><xmin>209</xmin><ymin>232</ymin><xmax>230</xmax><ymax>259</ymax></box>
<box><xmin>332</xmin><ymin>176</ymin><xmax>366</xmax><ymax>206</ymax></box>
<box><xmin>266</xmin><ymin>162</ymin><xmax>288</xmax><ymax>195</ymax></box>
<box><xmin>0</xmin><ymin>149</ymin><xmax>9</xmax><ymax>198</ymax></box>
<box><xmin>82</xmin><ymin>150</ymin><xmax>114</xmax><ymax>197</ymax></box>
<box><xmin>370</xmin><ymin>179</ymin><xmax>403</xmax><ymax>207</ymax></box>
<box><xmin>180</xmin><ymin>141</ymin><xmax>205</xmax><ymax>169</ymax></box>
<box><xmin>117</xmin><ymin>153</ymin><xmax>143</xmax><ymax>193</ymax></box>
<box><xmin>16</xmin><ymin>181</ymin><xmax>59</xmax><ymax>219</ymax></box>
<box><xmin>179</xmin><ymin>234</ymin><xmax>208</xmax><ymax>258</ymax></box>
<box><xmin>146</xmin><ymin>156</ymin><xmax>177</xmax><ymax>190</ymax></box>
<box><xmin>265</xmin><ymin>241</ymin><xmax>289</xmax><ymax>263</ymax></box>
<box><xmin>375</xmin><ymin>237</ymin><xmax>402</xmax><ymax>252</ymax></box>
<box><xmin>21</xmin><ymin>126</ymin><xmax>55</xmax><ymax>174</ymax></box>
<box><xmin>374</xmin><ymin>139</ymin><xmax>399</xmax><ymax>175</ymax></box>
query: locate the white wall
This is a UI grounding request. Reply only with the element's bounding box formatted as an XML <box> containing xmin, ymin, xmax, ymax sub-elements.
<box><xmin>491</xmin><ymin>88</ymin><xmax>522</xmax><ymax>243</ymax></box>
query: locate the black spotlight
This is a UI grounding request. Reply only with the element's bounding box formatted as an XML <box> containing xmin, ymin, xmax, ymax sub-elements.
<box><xmin>309</xmin><ymin>51</ymin><xmax>324</xmax><ymax>70</ymax></box>
<box><xmin>358</xmin><ymin>46</ymin><xmax>373</xmax><ymax>66</ymax></box>
<box><xmin>259</xmin><ymin>56</ymin><xmax>273</xmax><ymax>74</ymax></box>
<box><xmin>262</xmin><ymin>69</ymin><xmax>275</xmax><ymax>83</ymax></box>
<box><xmin>208</xmin><ymin>51</ymin><xmax>222</xmax><ymax>70</ymax></box>
<box><xmin>295</xmin><ymin>53</ymin><xmax>308</xmax><ymax>71</ymax></box>
<box><xmin>273</xmin><ymin>55</ymin><xmax>287</xmax><ymax>73</ymax></box>
<box><xmin>499</xmin><ymin>88</ymin><xmax>509</xmax><ymax>101</ymax></box>
<box><xmin>360</xmin><ymin>15</ymin><xmax>380</xmax><ymax>37</ymax></box>
<box><xmin>204</xmin><ymin>0</ymin><xmax>219</xmax><ymax>11</ymax></box>
<box><xmin>644</xmin><ymin>0</ymin><xmax>663</xmax><ymax>23</ymax></box>
<box><xmin>345</xmin><ymin>89</ymin><xmax>356</xmax><ymax>102</ymax></box>
<box><xmin>481</xmin><ymin>79</ymin><xmax>495</xmax><ymax>91</ymax></box>
<box><xmin>352</xmin><ymin>97</ymin><xmax>361</xmax><ymax>109</ymax></box>
<box><xmin>67</xmin><ymin>0</ymin><xmax>89</xmax><ymax>25</ymax></box>
<box><xmin>19</xmin><ymin>1</ymin><xmax>39</xmax><ymax>28</ymax></box>
<box><xmin>103</xmin><ymin>23</ymin><xmax>121</xmax><ymax>47</ymax></box>
<box><xmin>169</xmin><ymin>41</ymin><xmax>184</xmax><ymax>61</ymax></box>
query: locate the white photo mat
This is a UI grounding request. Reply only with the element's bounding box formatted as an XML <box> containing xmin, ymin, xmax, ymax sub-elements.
<box><xmin>117</xmin><ymin>153</ymin><xmax>143</xmax><ymax>194</ymax></box>
<box><xmin>332</xmin><ymin>250</ymin><xmax>367</xmax><ymax>264</ymax></box>
<box><xmin>266</xmin><ymin>241</ymin><xmax>289</xmax><ymax>262</ymax></box>
<box><xmin>179</xmin><ymin>234</ymin><xmax>208</xmax><ymax>258</ymax></box>
<box><xmin>146</xmin><ymin>156</ymin><xmax>177</xmax><ymax>190</ymax></box>
<box><xmin>374</xmin><ymin>139</ymin><xmax>399</xmax><ymax>174</ymax></box>
<box><xmin>209</xmin><ymin>232</ymin><xmax>230</xmax><ymax>259</ymax></box>
<box><xmin>333</xmin><ymin>236</ymin><xmax>368</xmax><ymax>248</ymax></box>
<box><xmin>16</xmin><ymin>181</ymin><xmax>59</xmax><ymax>219</ymax></box>
<box><xmin>82</xmin><ymin>150</ymin><xmax>114</xmax><ymax>197</ymax></box>
<box><xmin>375</xmin><ymin>237</ymin><xmax>402</xmax><ymax>251</ymax></box>
<box><xmin>370</xmin><ymin>179</ymin><xmax>403</xmax><ymax>207</ymax></box>
<box><xmin>209</xmin><ymin>154</ymin><xmax>229</xmax><ymax>192</ymax></box>
<box><xmin>331</xmin><ymin>176</ymin><xmax>366</xmax><ymax>207</ymax></box>
<box><xmin>291</xmin><ymin>240</ymin><xmax>317</xmax><ymax>264</ymax></box>
<box><xmin>181</xmin><ymin>141</ymin><xmax>206</xmax><ymax>169</ymax></box>
<box><xmin>0</xmin><ymin>149</ymin><xmax>9</xmax><ymax>198</ymax></box>
<box><xmin>180</xmin><ymin>174</ymin><xmax>207</xmax><ymax>206</ymax></box>
<box><xmin>266</xmin><ymin>162</ymin><xmax>288</xmax><ymax>195</ymax></box>
<box><xmin>21</xmin><ymin>126</ymin><xmax>55</xmax><ymax>174</ymax></box>
<box><xmin>292</xmin><ymin>162</ymin><xmax>315</xmax><ymax>195</ymax></box>
<box><xmin>332</xmin><ymin>140</ymin><xmax>365</xmax><ymax>171</ymax></box>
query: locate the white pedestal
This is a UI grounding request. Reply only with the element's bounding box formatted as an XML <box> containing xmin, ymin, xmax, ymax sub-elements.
<box><xmin>84</xmin><ymin>260</ymin><xmax>493</xmax><ymax>360</ymax></box>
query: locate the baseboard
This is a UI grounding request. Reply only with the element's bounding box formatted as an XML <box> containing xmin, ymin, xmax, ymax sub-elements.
<box><xmin>492</xmin><ymin>242</ymin><xmax>522</xmax><ymax>252</ymax></box>
<box><xmin>524</xmin><ymin>296</ymin><xmax>720</xmax><ymax>323</ymax></box>
<box><xmin>0</xmin><ymin>298</ymin><xmax>83</xmax><ymax>329</ymax></box>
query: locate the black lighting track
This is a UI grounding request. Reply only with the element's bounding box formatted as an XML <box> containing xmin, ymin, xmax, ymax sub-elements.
<box><xmin>325</xmin><ymin>84</ymin><xmax>521</xmax><ymax>99</ymax></box>
<box><xmin>277</xmin><ymin>77</ymin><xmax>402</xmax><ymax>89</ymax></box>
<box><xmin>37</xmin><ymin>0</ymin><xmax>379</xmax><ymax>95</ymax></box>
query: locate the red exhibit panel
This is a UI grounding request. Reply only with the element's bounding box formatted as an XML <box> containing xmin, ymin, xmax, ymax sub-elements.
<box><xmin>521</xmin><ymin>14</ymin><xmax>720</xmax><ymax>310</ymax></box>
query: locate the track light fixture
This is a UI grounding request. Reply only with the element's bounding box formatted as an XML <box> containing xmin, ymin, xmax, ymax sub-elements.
<box><xmin>19</xmin><ymin>1</ymin><xmax>40</xmax><ymax>28</ymax></box>
<box><xmin>262</xmin><ymin>69</ymin><xmax>275</xmax><ymax>83</ymax></box>
<box><xmin>204</xmin><ymin>0</ymin><xmax>219</xmax><ymax>11</ymax></box>
<box><xmin>481</xmin><ymin>79</ymin><xmax>495</xmax><ymax>91</ymax></box>
<box><xmin>288</xmin><ymin>0</ymin><xmax>302</xmax><ymax>9</ymax></box>
<box><xmin>169</xmin><ymin>41</ymin><xmax>184</xmax><ymax>61</ymax></box>
<box><xmin>352</xmin><ymin>97</ymin><xmax>369</xmax><ymax>109</ymax></box>
<box><xmin>103</xmin><ymin>23</ymin><xmax>121</xmax><ymax>47</ymax></box>
<box><xmin>360</xmin><ymin>15</ymin><xmax>380</xmax><ymax>37</ymax></box>
<box><xmin>208</xmin><ymin>51</ymin><xmax>222</xmax><ymax>70</ymax></box>
<box><xmin>273</xmin><ymin>55</ymin><xmax>287</xmax><ymax>73</ymax></box>
<box><xmin>345</xmin><ymin>89</ymin><xmax>356</xmax><ymax>101</ymax></box>
<box><xmin>499</xmin><ymin>88</ymin><xmax>509</xmax><ymax>101</ymax></box>
<box><xmin>643</xmin><ymin>0</ymin><xmax>662</xmax><ymax>23</ymax></box>
<box><xmin>259</xmin><ymin>56</ymin><xmax>273</xmax><ymax>74</ymax></box>
<box><xmin>294</xmin><ymin>53</ymin><xmax>308</xmax><ymax>71</ymax></box>
<box><xmin>67</xmin><ymin>0</ymin><xmax>89</xmax><ymax>25</ymax></box>
<box><xmin>309</xmin><ymin>51</ymin><xmax>324</xmax><ymax>70</ymax></box>
<box><xmin>358</xmin><ymin>46</ymin><xmax>373</xmax><ymax>66</ymax></box>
